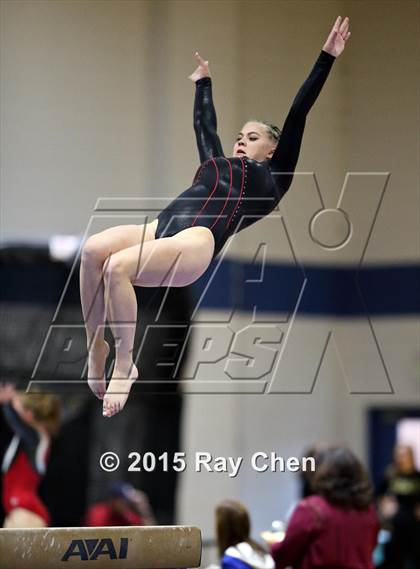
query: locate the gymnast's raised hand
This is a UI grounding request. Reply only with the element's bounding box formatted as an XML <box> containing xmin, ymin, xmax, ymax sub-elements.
<box><xmin>188</xmin><ymin>52</ymin><xmax>211</xmax><ymax>82</ymax></box>
<box><xmin>322</xmin><ymin>15</ymin><xmax>351</xmax><ymax>57</ymax></box>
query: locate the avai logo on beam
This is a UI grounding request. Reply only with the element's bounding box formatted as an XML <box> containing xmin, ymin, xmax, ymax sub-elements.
<box><xmin>61</xmin><ymin>537</ymin><xmax>129</xmax><ymax>561</ymax></box>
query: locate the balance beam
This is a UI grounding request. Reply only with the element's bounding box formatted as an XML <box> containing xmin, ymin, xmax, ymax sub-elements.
<box><xmin>0</xmin><ymin>525</ymin><xmax>201</xmax><ymax>569</ymax></box>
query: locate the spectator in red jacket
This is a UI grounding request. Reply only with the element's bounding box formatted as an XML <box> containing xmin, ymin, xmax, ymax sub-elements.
<box><xmin>271</xmin><ymin>446</ymin><xmax>379</xmax><ymax>569</ymax></box>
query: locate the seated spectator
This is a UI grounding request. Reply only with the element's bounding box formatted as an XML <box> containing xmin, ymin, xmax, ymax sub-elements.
<box><xmin>84</xmin><ymin>481</ymin><xmax>156</xmax><ymax>526</ymax></box>
<box><xmin>378</xmin><ymin>443</ymin><xmax>420</xmax><ymax>568</ymax></box>
<box><xmin>271</xmin><ymin>446</ymin><xmax>379</xmax><ymax>569</ymax></box>
<box><xmin>216</xmin><ymin>499</ymin><xmax>274</xmax><ymax>569</ymax></box>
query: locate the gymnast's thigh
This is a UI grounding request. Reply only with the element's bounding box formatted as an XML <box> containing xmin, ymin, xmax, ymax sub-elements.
<box><xmin>153</xmin><ymin>225</ymin><xmax>216</xmax><ymax>286</ymax></box>
<box><xmin>3</xmin><ymin>507</ymin><xmax>47</xmax><ymax>528</ymax></box>
<box><xmin>108</xmin><ymin>225</ymin><xmax>215</xmax><ymax>287</ymax></box>
<box><xmin>83</xmin><ymin>219</ymin><xmax>159</xmax><ymax>258</ymax></box>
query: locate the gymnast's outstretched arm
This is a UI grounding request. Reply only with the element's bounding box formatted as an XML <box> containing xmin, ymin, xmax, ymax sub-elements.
<box><xmin>270</xmin><ymin>16</ymin><xmax>351</xmax><ymax>198</ymax></box>
<box><xmin>0</xmin><ymin>384</ymin><xmax>40</xmax><ymax>448</ymax></box>
<box><xmin>189</xmin><ymin>52</ymin><xmax>225</xmax><ymax>163</ymax></box>
<box><xmin>269</xmin><ymin>49</ymin><xmax>336</xmax><ymax>198</ymax></box>
<box><xmin>2</xmin><ymin>402</ymin><xmax>40</xmax><ymax>448</ymax></box>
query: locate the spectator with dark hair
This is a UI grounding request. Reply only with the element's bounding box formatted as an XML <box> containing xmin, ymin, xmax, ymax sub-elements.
<box><xmin>378</xmin><ymin>443</ymin><xmax>420</xmax><ymax>568</ymax></box>
<box><xmin>215</xmin><ymin>500</ymin><xmax>274</xmax><ymax>569</ymax></box>
<box><xmin>299</xmin><ymin>441</ymin><xmax>328</xmax><ymax>498</ymax></box>
<box><xmin>271</xmin><ymin>446</ymin><xmax>379</xmax><ymax>569</ymax></box>
<box><xmin>84</xmin><ymin>481</ymin><xmax>155</xmax><ymax>527</ymax></box>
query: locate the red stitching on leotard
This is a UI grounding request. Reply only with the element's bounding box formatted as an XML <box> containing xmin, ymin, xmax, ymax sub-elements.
<box><xmin>193</xmin><ymin>162</ymin><xmax>204</xmax><ymax>184</ymax></box>
<box><xmin>226</xmin><ymin>157</ymin><xmax>245</xmax><ymax>227</ymax></box>
<box><xmin>191</xmin><ymin>158</ymin><xmax>219</xmax><ymax>226</ymax></box>
<box><xmin>210</xmin><ymin>157</ymin><xmax>232</xmax><ymax>230</ymax></box>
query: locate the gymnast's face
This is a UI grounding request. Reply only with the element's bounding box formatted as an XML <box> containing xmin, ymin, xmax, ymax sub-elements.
<box><xmin>233</xmin><ymin>122</ymin><xmax>277</xmax><ymax>162</ymax></box>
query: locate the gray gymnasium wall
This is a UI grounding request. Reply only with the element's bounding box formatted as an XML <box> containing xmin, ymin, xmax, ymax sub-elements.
<box><xmin>1</xmin><ymin>0</ymin><xmax>417</xmax><ymax>257</ymax></box>
<box><xmin>1</xmin><ymin>0</ymin><xmax>418</xmax><ymax>543</ymax></box>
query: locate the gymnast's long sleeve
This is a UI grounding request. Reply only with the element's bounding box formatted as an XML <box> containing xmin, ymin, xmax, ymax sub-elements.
<box><xmin>2</xmin><ymin>402</ymin><xmax>40</xmax><ymax>449</ymax></box>
<box><xmin>270</xmin><ymin>49</ymin><xmax>336</xmax><ymax>197</ymax></box>
<box><xmin>193</xmin><ymin>77</ymin><xmax>225</xmax><ymax>163</ymax></box>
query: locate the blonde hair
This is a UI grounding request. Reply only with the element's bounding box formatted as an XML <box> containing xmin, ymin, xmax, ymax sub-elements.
<box><xmin>248</xmin><ymin>119</ymin><xmax>282</xmax><ymax>143</ymax></box>
<box><xmin>18</xmin><ymin>391</ymin><xmax>61</xmax><ymax>437</ymax></box>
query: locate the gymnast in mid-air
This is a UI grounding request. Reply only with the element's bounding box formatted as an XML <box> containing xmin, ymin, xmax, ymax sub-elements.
<box><xmin>80</xmin><ymin>16</ymin><xmax>351</xmax><ymax>418</ymax></box>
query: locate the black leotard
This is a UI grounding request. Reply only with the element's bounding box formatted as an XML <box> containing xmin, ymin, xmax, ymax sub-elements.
<box><xmin>155</xmin><ymin>49</ymin><xmax>336</xmax><ymax>258</ymax></box>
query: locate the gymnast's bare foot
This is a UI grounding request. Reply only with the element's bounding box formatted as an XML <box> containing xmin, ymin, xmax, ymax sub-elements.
<box><xmin>102</xmin><ymin>361</ymin><xmax>138</xmax><ymax>417</ymax></box>
<box><xmin>87</xmin><ymin>340</ymin><xmax>110</xmax><ymax>400</ymax></box>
